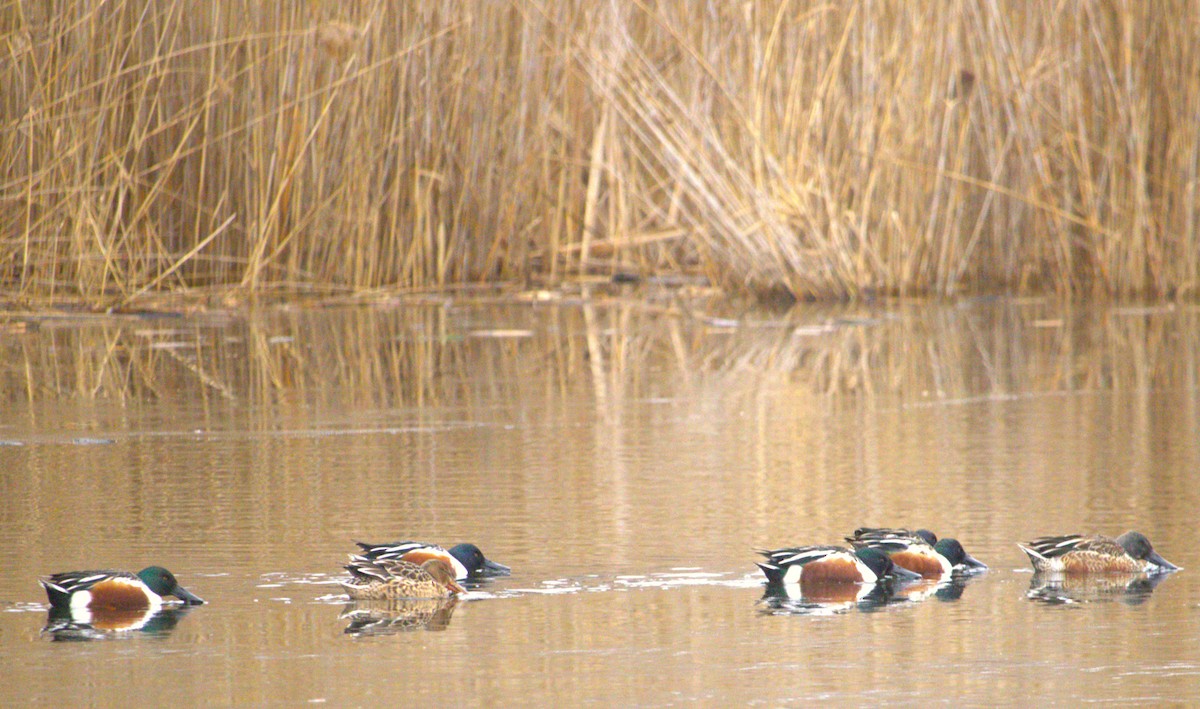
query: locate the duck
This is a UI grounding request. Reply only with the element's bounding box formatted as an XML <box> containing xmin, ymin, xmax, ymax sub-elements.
<box><xmin>756</xmin><ymin>545</ymin><xmax>923</xmax><ymax>586</ymax></box>
<box><xmin>353</xmin><ymin>540</ymin><xmax>510</xmax><ymax>580</ymax></box>
<box><xmin>341</xmin><ymin>556</ymin><xmax>466</xmax><ymax>600</ymax></box>
<box><xmin>846</xmin><ymin>527</ymin><xmax>987</xmax><ymax>578</ymax></box>
<box><xmin>1018</xmin><ymin>531</ymin><xmax>1180</xmax><ymax>574</ymax></box>
<box><xmin>40</xmin><ymin>566</ymin><xmax>204</xmax><ymax>611</ymax></box>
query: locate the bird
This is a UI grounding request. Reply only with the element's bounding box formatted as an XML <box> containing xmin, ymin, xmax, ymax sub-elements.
<box><xmin>340</xmin><ymin>556</ymin><xmax>466</xmax><ymax>600</ymax></box>
<box><xmin>352</xmin><ymin>540</ymin><xmax>510</xmax><ymax>580</ymax></box>
<box><xmin>40</xmin><ymin>566</ymin><xmax>204</xmax><ymax>612</ymax></box>
<box><xmin>846</xmin><ymin>527</ymin><xmax>987</xmax><ymax>578</ymax></box>
<box><xmin>756</xmin><ymin>545</ymin><xmax>922</xmax><ymax>586</ymax></box>
<box><xmin>1017</xmin><ymin>531</ymin><xmax>1180</xmax><ymax>574</ymax></box>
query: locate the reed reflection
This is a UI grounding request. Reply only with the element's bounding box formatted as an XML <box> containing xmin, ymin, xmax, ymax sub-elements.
<box><xmin>4</xmin><ymin>300</ymin><xmax>1199</xmax><ymax>411</ymax></box>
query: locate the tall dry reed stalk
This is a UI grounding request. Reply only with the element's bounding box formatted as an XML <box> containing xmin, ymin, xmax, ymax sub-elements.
<box><xmin>1</xmin><ymin>1</ymin><xmax>1198</xmax><ymax>304</ymax></box>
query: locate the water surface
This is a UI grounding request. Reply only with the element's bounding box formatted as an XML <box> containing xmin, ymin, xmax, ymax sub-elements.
<box><xmin>1</xmin><ymin>298</ymin><xmax>1198</xmax><ymax>705</ymax></box>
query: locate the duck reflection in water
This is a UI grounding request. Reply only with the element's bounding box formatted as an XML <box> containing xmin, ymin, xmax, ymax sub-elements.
<box><xmin>42</xmin><ymin>605</ymin><xmax>194</xmax><ymax>641</ymax></box>
<box><xmin>1025</xmin><ymin>571</ymin><xmax>1173</xmax><ymax>607</ymax></box>
<box><xmin>887</xmin><ymin>574</ymin><xmax>982</xmax><ymax>603</ymax></box>
<box><xmin>758</xmin><ymin>577</ymin><xmax>903</xmax><ymax>615</ymax></box>
<box><xmin>340</xmin><ymin>597</ymin><xmax>459</xmax><ymax>636</ymax></box>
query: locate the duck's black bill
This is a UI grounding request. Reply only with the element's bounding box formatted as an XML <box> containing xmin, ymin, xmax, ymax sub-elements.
<box><xmin>479</xmin><ymin>559</ymin><xmax>512</xmax><ymax>577</ymax></box>
<box><xmin>173</xmin><ymin>586</ymin><xmax>206</xmax><ymax>605</ymax></box>
<box><xmin>1148</xmin><ymin>551</ymin><xmax>1180</xmax><ymax>571</ymax></box>
<box><xmin>961</xmin><ymin>553</ymin><xmax>988</xmax><ymax>570</ymax></box>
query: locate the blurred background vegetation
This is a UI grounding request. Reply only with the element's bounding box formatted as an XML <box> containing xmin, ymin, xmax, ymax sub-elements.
<box><xmin>2</xmin><ymin>1</ymin><xmax>1198</xmax><ymax>306</ymax></box>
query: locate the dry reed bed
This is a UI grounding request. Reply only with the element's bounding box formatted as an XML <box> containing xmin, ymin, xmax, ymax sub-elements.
<box><xmin>1</xmin><ymin>1</ymin><xmax>1198</xmax><ymax>303</ymax></box>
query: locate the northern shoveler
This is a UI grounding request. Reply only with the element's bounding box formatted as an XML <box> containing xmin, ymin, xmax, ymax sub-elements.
<box><xmin>846</xmin><ymin>527</ymin><xmax>987</xmax><ymax>578</ymax></box>
<box><xmin>756</xmin><ymin>545</ymin><xmax>923</xmax><ymax>586</ymax></box>
<box><xmin>40</xmin><ymin>567</ymin><xmax>204</xmax><ymax>611</ymax></box>
<box><xmin>1018</xmin><ymin>531</ymin><xmax>1180</xmax><ymax>574</ymax></box>
<box><xmin>353</xmin><ymin>540</ymin><xmax>510</xmax><ymax>580</ymax></box>
<box><xmin>341</xmin><ymin>556</ymin><xmax>466</xmax><ymax>600</ymax></box>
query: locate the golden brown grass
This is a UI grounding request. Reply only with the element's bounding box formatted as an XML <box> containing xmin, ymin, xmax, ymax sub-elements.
<box><xmin>2</xmin><ymin>1</ymin><xmax>1199</xmax><ymax>304</ymax></box>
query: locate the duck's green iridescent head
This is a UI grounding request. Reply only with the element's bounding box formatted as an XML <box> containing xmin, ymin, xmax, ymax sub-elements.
<box><xmin>933</xmin><ymin>539</ymin><xmax>987</xmax><ymax>569</ymax></box>
<box><xmin>931</xmin><ymin>539</ymin><xmax>979</xmax><ymax>568</ymax></box>
<box><xmin>854</xmin><ymin>547</ymin><xmax>921</xmax><ymax>581</ymax></box>
<box><xmin>137</xmin><ymin>566</ymin><xmax>205</xmax><ymax>604</ymax></box>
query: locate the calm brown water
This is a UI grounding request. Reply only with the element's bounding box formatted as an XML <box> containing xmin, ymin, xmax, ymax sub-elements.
<box><xmin>1</xmin><ymin>297</ymin><xmax>1198</xmax><ymax>705</ymax></box>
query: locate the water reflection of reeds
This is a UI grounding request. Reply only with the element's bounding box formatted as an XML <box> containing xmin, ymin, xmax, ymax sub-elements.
<box><xmin>2</xmin><ymin>301</ymin><xmax>1197</xmax><ymax>412</ymax></box>
<box><xmin>3</xmin><ymin>301</ymin><xmax>1197</xmax><ymax>559</ymax></box>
